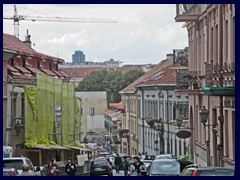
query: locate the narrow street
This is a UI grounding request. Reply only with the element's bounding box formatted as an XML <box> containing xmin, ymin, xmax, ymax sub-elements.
<box><xmin>113</xmin><ymin>170</ymin><xmax>124</xmax><ymax>176</ymax></box>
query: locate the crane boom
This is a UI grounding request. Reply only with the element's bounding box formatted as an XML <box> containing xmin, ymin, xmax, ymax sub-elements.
<box><xmin>3</xmin><ymin>5</ymin><xmax>117</xmax><ymax>38</ymax></box>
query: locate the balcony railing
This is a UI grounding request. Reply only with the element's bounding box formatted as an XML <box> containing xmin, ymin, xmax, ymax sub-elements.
<box><xmin>176</xmin><ymin>70</ymin><xmax>201</xmax><ymax>90</ymax></box>
<box><xmin>175</xmin><ymin>4</ymin><xmax>201</xmax><ymax>22</ymax></box>
<box><xmin>173</xmin><ymin>48</ymin><xmax>188</xmax><ymax>68</ymax></box>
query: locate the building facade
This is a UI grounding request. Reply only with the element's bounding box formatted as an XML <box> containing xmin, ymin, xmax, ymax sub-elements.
<box><xmin>120</xmin><ymin>55</ymin><xmax>190</xmax><ymax>158</ymax></box>
<box><xmin>72</xmin><ymin>50</ymin><xmax>85</xmax><ymax>64</ymax></box>
<box><xmin>175</xmin><ymin>4</ymin><xmax>235</xmax><ymax>167</ymax></box>
<box><xmin>3</xmin><ymin>33</ymin><xmax>79</xmax><ymax>165</ymax></box>
<box><xmin>76</xmin><ymin>91</ymin><xmax>108</xmax><ymax>144</ymax></box>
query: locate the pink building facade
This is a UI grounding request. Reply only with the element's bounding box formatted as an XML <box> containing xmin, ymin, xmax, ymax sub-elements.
<box><xmin>175</xmin><ymin>4</ymin><xmax>235</xmax><ymax>167</ymax></box>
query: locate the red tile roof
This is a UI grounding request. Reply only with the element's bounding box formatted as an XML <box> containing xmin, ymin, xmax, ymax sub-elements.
<box><xmin>7</xmin><ymin>65</ymin><xmax>35</xmax><ymax>80</ymax></box>
<box><xmin>109</xmin><ymin>102</ymin><xmax>123</xmax><ymax>109</ymax></box>
<box><xmin>40</xmin><ymin>68</ymin><xmax>57</xmax><ymax>77</ymax></box>
<box><xmin>120</xmin><ymin>59</ymin><xmax>174</xmax><ymax>93</ymax></box>
<box><xmin>14</xmin><ymin>65</ymin><xmax>31</xmax><ymax>74</ymax></box>
<box><xmin>52</xmin><ymin>70</ymin><xmax>64</xmax><ymax>77</ymax></box>
<box><xmin>58</xmin><ymin>70</ymin><xmax>70</xmax><ymax>78</ymax></box>
<box><xmin>104</xmin><ymin>110</ymin><xmax>119</xmax><ymax>117</ymax></box>
<box><xmin>3</xmin><ymin>33</ymin><xmax>64</xmax><ymax>63</ymax></box>
<box><xmin>26</xmin><ymin>66</ymin><xmax>42</xmax><ymax>74</ymax></box>
<box><xmin>59</xmin><ymin>66</ymin><xmax>144</xmax><ymax>78</ymax></box>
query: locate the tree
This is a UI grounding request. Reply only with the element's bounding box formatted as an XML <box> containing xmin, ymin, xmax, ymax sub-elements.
<box><xmin>76</xmin><ymin>70</ymin><xmax>145</xmax><ymax>103</ymax></box>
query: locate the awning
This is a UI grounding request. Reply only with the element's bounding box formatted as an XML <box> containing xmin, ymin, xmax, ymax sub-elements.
<box><xmin>71</xmin><ymin>146</ymin><xmax>83</xmax><ymax>150</ymax></box>
<box><xmin>51</xmin><ymin>144</ymin><xmax>70</xmax><ymax>150</ymax></box>
<box><xmin>34</xmin><ymin>144</ymin><xmax>52</xmax><ymax>150</ymax></box>
<box><xmin>203</xmin><ymin>86</ymin><xmax>235</xmax><ymax>96</ymax></box>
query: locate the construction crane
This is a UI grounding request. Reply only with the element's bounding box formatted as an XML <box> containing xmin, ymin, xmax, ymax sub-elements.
<box><xmin>3</xmin><ymin>5</ymin><xmax>117</xmax><ymax>38</ymax></box>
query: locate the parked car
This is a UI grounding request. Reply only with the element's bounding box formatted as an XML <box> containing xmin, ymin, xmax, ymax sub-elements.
<box><xmin>148</xmin><ymin>159</ymin><xmax>181</xmax><ymax>176</ymax></box>
<box><xmin>34</xmin><ymin>166</ymin><xmax>46</xmax><ymax>176</ymax></box>
<box><xmin>3</xmin><ymin>157</ymin><xmax>36</xmax><ymax>175</ymax></box>
<box><xmin>180</xmin><ymin>166</ymin><xmax>235</xmax><ymax>176</ymax></box>
<box><xmin>90</xmin><ymin>158</ymin><xmax>113</xmax><ymax>176</ymax></box>
<box><xmin>142</xmin><ymin>160</ymin><xmax>153</xmax><ymax>171</ymax></box>
<box><xmin>154</xmin><ymin>154</ymin><xmax>175</xmax><ymax>160</ymax></box>
<box><xmin>3</xmin><ymin>168</ymin><xmax>19</xmax><ymax>176</ymax></box>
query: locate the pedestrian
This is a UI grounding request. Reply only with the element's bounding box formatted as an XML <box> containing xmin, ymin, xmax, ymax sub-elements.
<box><xmin>35</xmin><ymin>166</ymin><xmax>42</xmax><ymax>176</ymax></box>
<box><xmin>114</xmin><ymin>154</ymin><xmax>122</xmax><ymax>173</ymax></box>
<box><xmin>65</xmin><ymin>159</ymin><xmax>76</xmax><ymax>176</ymax></box>
<box><xmin>129</xmin><ymin>156</ymin><xmax>146</xmax><ymax>176</ymax></box>
<box><xmin>18</xmin><ymin>163</ymin><xmax>37</xmax><ymax>176</ymax></box>
<box><xmin>123</xmin><ymin>156</ymin><xmax>130</xmax><ymax>176</ymax></box>
<box><xmin>49</xmin><ymin>159</ymin><xmax>60</xmax><ymax>176</ymax></box>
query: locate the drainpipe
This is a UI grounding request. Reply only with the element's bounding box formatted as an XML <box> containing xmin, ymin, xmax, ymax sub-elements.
<box><xmin>127</xmin><ymin>94</ymin><xmax>131</xmax><ymax>155</ymax></box>
<box><xmin>206</xmin><ymin>96</ymin><xmax>211</xmax><ymax>166</ymax></box>
<box><xmin>141</xmin><ymin>88</ymin><xmax>145</xmax><ymax>154</ymax></box>
<box><xmin>218</xmin><ymin>4</ymin><xmax>224</xmax><ymax>167</ymax></box>
<box><xmin>164</xmin><ymin>89</ymin><xmax>170</xmax><ymax>154</ymax></box>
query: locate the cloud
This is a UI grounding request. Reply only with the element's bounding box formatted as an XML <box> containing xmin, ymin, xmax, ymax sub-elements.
<box><xmin>3</xmin><ymin>4</ymin><xmax>188</xmax><ymax>64</ymax></box>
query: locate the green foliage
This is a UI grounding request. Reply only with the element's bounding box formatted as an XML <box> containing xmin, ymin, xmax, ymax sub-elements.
<box><xmin>76</xmin><ymin>70</ymin><xmax>145</xmax><ymax>103</ymax></box>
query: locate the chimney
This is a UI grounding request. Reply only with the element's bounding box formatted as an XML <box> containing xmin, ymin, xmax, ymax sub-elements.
<box><xmin>24</xmin><ymin>29</ymin><xmax>32</xmax><ymax>48</ymax></box>
<box><xmin>166</xmin><ymin>54</ymin><xmax>173</xmax><ymax>59</ymax></box>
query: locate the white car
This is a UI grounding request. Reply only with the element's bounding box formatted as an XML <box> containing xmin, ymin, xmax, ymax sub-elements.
<box><xmin>3</xmin><ymin>157</ymin><xmax>36</xmax><ymax>175</ymax></box>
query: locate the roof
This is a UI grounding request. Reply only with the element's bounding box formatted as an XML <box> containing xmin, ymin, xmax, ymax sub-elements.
<box><xmin>109</xmin><ymin>102</ymin><xmax>123</xmax><ymax>109</ymax></box>
<box><xmin>59</xmin><ymin>66</ymin><xmax>144</xmax><ymax>79</ymax></box>
<box><xmin>3</xmin><ymin>33</ymin><xmax>64</xmax><ymax>63</ymax></box>
<box><xmin>120</xmin><ymin>59</ymin><xmax>174</xmax><ymax>93</ymax></box>
<box><xmin>104</xmin><ymin>110</ymin><xmax>119</xmax><ymax>117</ymax></box>
<box><xmin>40</xmin><ymin>68</ymin><xmax>57</xmax><ymax>77</ymax></box>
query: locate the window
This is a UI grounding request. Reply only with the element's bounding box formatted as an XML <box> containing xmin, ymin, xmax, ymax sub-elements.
<box><xmin>179</xmin><ymin>140</ymin><xmax>182</xmax><ymax>156</ymax></box>
<box><xmin>90</xmin><ymin>107</ymin><xmax>95</xmax><ymax>116</ymax></box>
<box><xmin>22</xmin><ymin>58</ymin><xmax>26</xmax><ymax>68</ymax></box>
<box><xmin>37</xmin><ymin>61</ymin><xmax>40</xmax><ymax>69</ymax></box>
<box><xmin>11</xmin><ymin>58</ymin><xmax>14</xmax><ymax>67</ymax></box>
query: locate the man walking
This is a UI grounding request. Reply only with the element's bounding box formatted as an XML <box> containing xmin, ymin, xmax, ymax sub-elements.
<box><xmin>114</xmin><ymin>154</ymin><xmax>122</xmax><ymax>173</ymax></box>
<box><xmin>65</xmin><ymin>159</ymin><xmax>76</xmax><ymax>176</ymax></box>
<box><xmin>129</xmin><ymin>156</ymin><xmax>146</xmax><ymax>176</ymax></box>
<box><xmin>123</xmin><ymin>156</ymin><xmax>130</xmax><ymax>176</ymax></box>
<box><xmin>18</xmin><ymin>164</ymin><xmax>37</xmax><ymax>176</ymax></box>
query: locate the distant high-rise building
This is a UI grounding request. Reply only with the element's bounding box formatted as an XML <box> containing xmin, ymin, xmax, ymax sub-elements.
<box><xmin>72</xmin><ymin>50</ymin><xmax>85</xmax><ymax>64</ymax></box>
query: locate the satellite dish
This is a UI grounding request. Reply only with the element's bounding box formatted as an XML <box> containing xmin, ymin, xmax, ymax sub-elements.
<box><xmin>176</xmin><ymin>130</ymin><xmax>191</xmax><ymax>139</ymax></box>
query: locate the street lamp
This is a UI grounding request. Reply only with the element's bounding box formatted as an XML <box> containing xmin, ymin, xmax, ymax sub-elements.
<box><xmin>176</xmin><ymin>116</ymin><xmax>183</xmax><ymax>129</ymax></box>
<box><xmin>199</xmin><ymin>106</ymin><xmax>209</xmax><ymax>126</ymax></box>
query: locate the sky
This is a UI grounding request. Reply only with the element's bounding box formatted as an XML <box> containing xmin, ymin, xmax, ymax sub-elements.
<box><xmin>3</xmin><ymin>4</ymin><xmax>188</xmax><ymax>64</ymax></box>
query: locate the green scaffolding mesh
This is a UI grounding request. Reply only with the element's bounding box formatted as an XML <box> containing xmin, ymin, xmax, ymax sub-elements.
<box><xmin>54</xmin><ymin>78</ymin><xmax>62</xmax><ymax>145</ymax></box>
<box><xmin>25</xmin><ymin>73</ymin><xmax>83</xmax><ymax>148</ymax></box>
<box><xmin>25</xmin><ymin>86</ymin><xmax>38</xmax><ymax>148</ymax></box>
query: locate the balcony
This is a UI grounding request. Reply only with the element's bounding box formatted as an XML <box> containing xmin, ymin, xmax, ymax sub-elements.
<box><xmin>172</xmin><ymin>48</ymin><xmax>188</xmax><ymax>69</ymax></box>
<box><xmin>175</xmin><ymin>70</ymin><xmax>203</xmax><ymax>95</ymax></box>
<box><xmin>175</xmin><ymin>4</ymin><xmax>201</xmax><ymax>22</ymax></box>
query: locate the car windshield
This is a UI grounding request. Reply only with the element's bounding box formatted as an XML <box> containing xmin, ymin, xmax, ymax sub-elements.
<box><xmin>156</xmin><ymin>155</ymin><xmax>173</xmax><ymax>159</ymax></box>
<box><xmin>198</xmin><ymin>169</ymin><xmax>234</xmax><ymax>176</ymax></box>
<box><xmin>3</xmin><ymin>160</ymin><xmax>23</xmax><ymax>170</ymax></box>
<box><xmin>92</xmin><ymin>160</ymin><xmax>107</xmax><ymax>167</ymax></box>
<box><xmin>151</xmin><ymin>162</ymin><xmax>180</xmax><ymax>175</ymax></box>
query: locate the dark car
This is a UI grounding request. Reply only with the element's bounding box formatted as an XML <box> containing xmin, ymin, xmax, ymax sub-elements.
<box><xmin>90</xmin><ymin>158</ymin><xmax>113</xmax><ymax>176</ymax></box>
<box><xmin>180</xmin><ymin>166</ymin><xmax>235</xmax><ymax>176</ymax></box>
<box><xmin>3</xmin><ymin>168</ymin><xmax>19</xmax><ymax>176</ymax></box>
<box><xmin>148</xmin><ymin>159</ymin><xmax>181</xmax><ymax>176</ymax></box>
